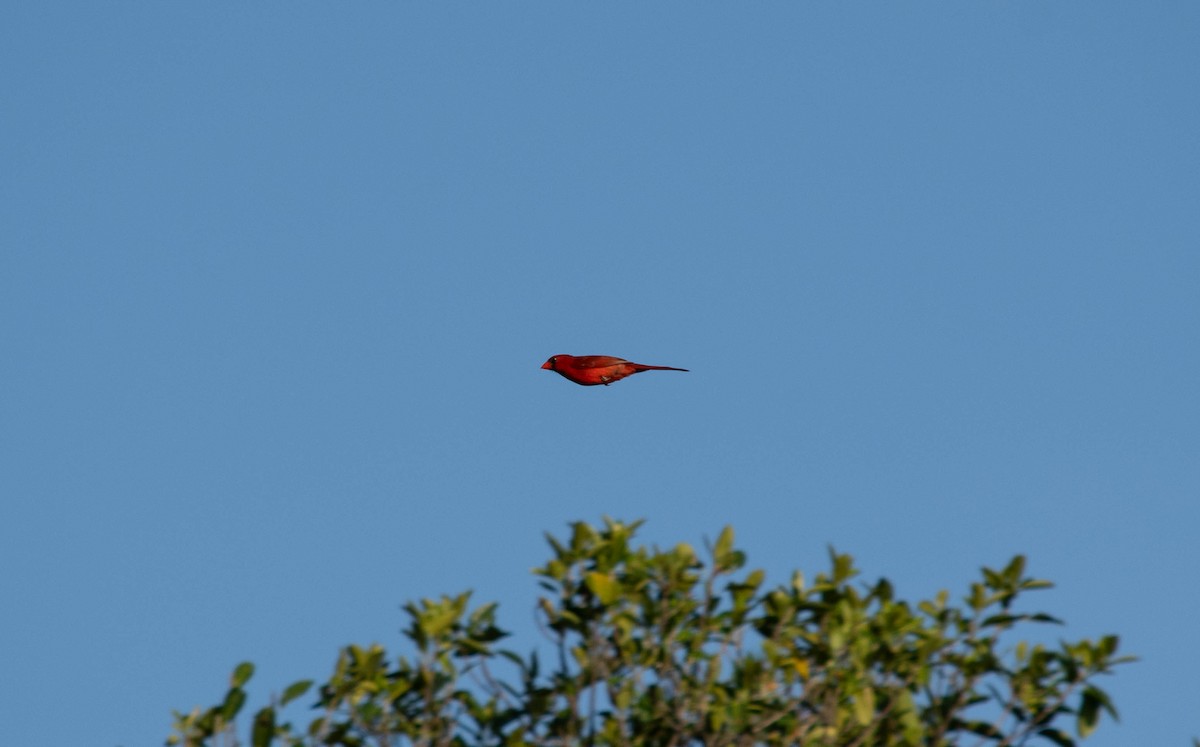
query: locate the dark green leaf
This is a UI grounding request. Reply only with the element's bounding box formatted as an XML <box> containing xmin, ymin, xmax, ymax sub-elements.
<box><xmin>280</xmin><ymin>679</ymin><xmax>313</xmax><ymax>707</ymax></box>
<box><xmin>1083</xmin><ymin>685</ymin><xmax>1118</xmax><ymax>721</ymax></box>
<box><xmin>954</xmin><ymin>718</ymin><xmax>1003</xmax><ymax>739</ymax></box>
<box><xmin>1038</xmin><ymin>727</ymin><xmax>1075</xmax><ymax>747</ymax></box>
<box><xmin>1077</xmin><ymin>688</ymin><xmax>1101</xmax><ymax>738</ymax></box>
<box><xmin>251</xmin><ymin>706</ymin><xmax>275</xmax><ymax>747</ymax></box>
<box><xmin>232</xmin><ymin>661</ymin><xmax>255</xmax><ymax>688</ymax></box>
<box><xmin>221</xmin><ymin>688</ymin><xmax>247</xmax><ymax>721</ymax></box>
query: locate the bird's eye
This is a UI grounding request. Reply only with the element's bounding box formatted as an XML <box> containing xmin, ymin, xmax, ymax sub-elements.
<box><xmin>550</xmin><ymin>357</ymin><xmax>557</xmax><ymax>366</ymax></box>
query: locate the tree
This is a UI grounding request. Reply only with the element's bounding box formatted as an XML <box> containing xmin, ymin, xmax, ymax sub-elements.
<box><xmin>169</xmin><ymin>518</ymin><xmax>1130</xmax><ymax>747</ymax></box>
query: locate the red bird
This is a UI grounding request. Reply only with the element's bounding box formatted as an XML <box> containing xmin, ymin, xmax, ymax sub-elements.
<box><xmin>541</xmin><ymin>354</ymin><xmax>689</xmax><ymax>386</ymax></box>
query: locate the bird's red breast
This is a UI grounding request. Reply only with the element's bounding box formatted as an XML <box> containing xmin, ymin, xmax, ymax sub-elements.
<box><xmin>541</xmin><ymin>354</ymin><xmax>688</xmax><ymax>386</ymax></box>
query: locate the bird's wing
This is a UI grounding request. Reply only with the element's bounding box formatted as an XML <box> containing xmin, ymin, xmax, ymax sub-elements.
<box><xmin>570</xmin><ymin>356</ymin><xmax>627</xmax><ymax>368</ymax></box>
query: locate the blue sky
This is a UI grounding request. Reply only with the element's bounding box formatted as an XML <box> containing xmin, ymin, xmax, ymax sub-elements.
<box><xmin>2</xmin><ymin>3</ymin><xmax>1197</xmax><ymax>745</ymax></box>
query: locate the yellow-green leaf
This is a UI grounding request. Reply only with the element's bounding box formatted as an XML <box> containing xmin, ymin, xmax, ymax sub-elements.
<box><xmin>852</xmin><ymin>686</ymin><xmax>876</xmax><ymax>725</ymax></box>
<box><xmin>585</xmin><ymin>571</ymin><xmax>619</xmax><ymax>604</ymax></box>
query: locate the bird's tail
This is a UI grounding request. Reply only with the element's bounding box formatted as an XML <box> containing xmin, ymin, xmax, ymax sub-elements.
<box><xmin>633</xmin><ymin>364</ymin><xmax>689</xmax><ymax>372</ymax></box>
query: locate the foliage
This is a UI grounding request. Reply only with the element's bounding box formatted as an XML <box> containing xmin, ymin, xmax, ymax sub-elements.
<box><xmin>169</xmin><ymin>518</ymin><xmax>1130</xmax><ymax>747</ymax></box>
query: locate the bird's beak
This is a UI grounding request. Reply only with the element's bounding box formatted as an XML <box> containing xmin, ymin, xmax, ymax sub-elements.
<box><xmin>541</xmin><ymin>360</ymin><xmax>552</xmax><ymax>370</ymax></box>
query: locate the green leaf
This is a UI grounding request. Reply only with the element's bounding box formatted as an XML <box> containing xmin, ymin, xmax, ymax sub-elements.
<box><xmin>1004</xmin><ymin>555</ymin><xmax>1026</xmax><ymax>583</ymax></box>
<box><xmin>251</xmin><ymin>706</ymin><xmax>275</xmax><ymax>747</ymax></box>
<box><xmin>982</xmin><ymin>613</ymin><xmax>1020</xmax><ymax>628</ymax></box>
<box><xmin>281</xmin><ymin>679</ymin><xmax>313</xmax><ymax>707</ymax></box>
<box><xmin>1096</xmin><ymin>634</ymin><xmax>1120</xmax><ymax>658</ymax></box>
<box><xmin>1081</xmin><ymin>685</ymin><xmax>1118</xmax><ymax>724</ymax></box>
<box><xmin>830</xmin><ymin>548</ymin><xmax>855</xmax><ymax>582</ymax></box>
<box><xmin>674</xmin><ymin>542</ymin><xmax>696</xmax><ymax>562</ymax></box>
<box><xmin>872</xmin><ymin>578</ymin><xmax>894</xmax><ymax>601</ymax></box>
<box><xmin>957</xmin><ymin>719</ymin><xmax>1003</xmax><ymax>739</ymax></box>
<box><xmin>968</xmin><ymin>582</ymin><xmax>988</xmax><ymax>611</ymax></box>
<box><xmin>713</xmin><ymin>525</ymin><xmax>734</xmax><ymax>567</ymax></box>
<box><xmin>232</xmin><ymin>661</ymin><xmax>255</xmax><ymax>688</ymax></box>
<box><xmin>1077</xmin><ymin>687</ymin><xmax>1102</xmax><ymax>738</ymax></box>
<box><xmin>570</xmin><ymin>521</ymin><xmax>596</xmax><ymax>552</ymax></box>
<box><xmin>221</xmin><ymin>687</ymin><xmax>246</xmax><ymax>721</ymax></box>
<box><xmin>724</xmin><ymin>549</ymin><xmax>747</xmax><ymax>570</ymax></box>
<box><xmin>1037</xmin><ymin>727</ymin><xmax>1075</xmax><ymax>747</ymax></box>
<box><xmin>421</xmin><ymin>601</ymin><xmax>462</xmax><ymax>638</ymax></box>
<box><xmin>852</xmin><ymin>686</ymin><xmax>876</xmax><ymax>725</ymax></box>
<box><xmin>544</xmin><ymin>531</ymin><xmax>566</xmax><ymax>557</ymax></box>
<box><xmin>895</xmin><ymin>690</ymin><xmax>922</xmax><ymax>743</ymax></box>
<box><xmin>584</xmin><ymin>571</ymin><xmax>619</xmax><ymax>605</ymax></box>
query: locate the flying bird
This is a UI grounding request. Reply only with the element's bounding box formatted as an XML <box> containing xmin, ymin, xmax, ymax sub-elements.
<box><xmin>541</xmin><ymin>354</ymin><xmax>689</xmax><ymax>386</ymax></box>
